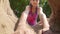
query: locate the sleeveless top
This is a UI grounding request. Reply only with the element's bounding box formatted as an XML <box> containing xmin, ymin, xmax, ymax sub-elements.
<box><xmin>27</xmin><ymin>7</ymin><xmax>38</xmax><ymax>26</ymax></box>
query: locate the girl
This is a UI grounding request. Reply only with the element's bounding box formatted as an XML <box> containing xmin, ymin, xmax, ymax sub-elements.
<box><xmin>21</xmin><ymin>0</ymin><xmax>49</xmax><ymax>27</ymax></box>
<box><xmin>14</xmin><ymin>0</ymin><xmax>50</xmax><ymax>34</ymax></box>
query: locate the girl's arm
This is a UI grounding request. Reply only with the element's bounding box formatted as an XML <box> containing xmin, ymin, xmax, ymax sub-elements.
<box><xmin>16</xmin><ymin>6</ymin><xmax>30</xmax><ymax>29</ymax></box>
<box><xmin>19</xmin><ymin>6</ymin><xmax>29</xmax><ymax>25</ymax></box>
<box><xmin>38</xmin><ymin>7</ymin><xmax>50</xmax><ymax>31</ymax></box>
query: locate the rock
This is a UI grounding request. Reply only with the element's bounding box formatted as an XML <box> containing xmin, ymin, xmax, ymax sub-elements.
<box><xmin>0</xmin><ymin>0</ymin><xmax>18</xmax><ymax>34</ymax></box>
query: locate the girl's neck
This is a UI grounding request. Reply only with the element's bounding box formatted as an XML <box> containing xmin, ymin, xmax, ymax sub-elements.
<box><xmin>32</xmin><ymin>6</ymin><xmax>36</xmax><ymax>9</ymax></box>
<box><xmin>31</xmin><ymin>6</ymin><xmax>36</xmax><ymax>13</ymax></box>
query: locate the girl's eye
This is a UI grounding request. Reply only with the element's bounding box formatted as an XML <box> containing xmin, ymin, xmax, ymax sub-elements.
<box><xmin>33</xmin><ymin>0</ymin><xmax>38</xmax><ymax>1</ymax></box>
<box><xmin>33</xmin><ymin>0</ymin><xmax>34</xmax><ymax>1</ymax></box>
<box><xmin>36</xmin><ymin>0</ymin><xmax>38</xmax><ymax>1</ymax></box>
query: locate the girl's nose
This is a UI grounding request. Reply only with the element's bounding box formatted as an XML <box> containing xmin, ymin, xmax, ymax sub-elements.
<box><xmin>34</xmin><ymin>0</ymin><xmax>36</xmax><ymax>3</ymax></box>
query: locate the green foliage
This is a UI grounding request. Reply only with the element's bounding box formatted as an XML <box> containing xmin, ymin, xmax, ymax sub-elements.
<box><xmin>43</xmin><ymin>2</ymin><xmax>51</xmax><ymax>18</ymax></box>
<box><xmin>40</xmin><ymin>0</ymin><xmax>47</xmax><ymax>7</ymax></box>
<box><xmin>9</xmin><ymin>0</ymin><xmax>29</xmax><ymax>17</ymax></box>
<box><xmin>9</xmin><ymin>0</ymin><xmax>51</xmax><ymax>18</ymax></box>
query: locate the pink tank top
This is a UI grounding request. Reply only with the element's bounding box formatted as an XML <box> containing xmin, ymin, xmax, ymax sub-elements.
<box><xmin>27</xmin><ymin>7</ymin><xmax>38</xmax><ymax>26</ymax></box>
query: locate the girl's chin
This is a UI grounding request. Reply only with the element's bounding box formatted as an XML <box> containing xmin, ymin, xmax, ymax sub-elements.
<box><xmin>32</xmin><ymin>5</ymin><xmax>37</xmax><ymax>7</ymax></box>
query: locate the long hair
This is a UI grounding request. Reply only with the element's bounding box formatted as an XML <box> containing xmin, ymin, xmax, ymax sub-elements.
<box><xmin>29</xmin><ymin>3</ymin><xmax>32</xmax><ymax>10</ymax></box>
<box><xmin>29</xmin><ymin>3</ymin><xmax>38</xmax><ymax>13</ymax></box>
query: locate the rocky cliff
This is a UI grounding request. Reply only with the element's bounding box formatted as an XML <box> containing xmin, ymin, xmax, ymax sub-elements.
<box><xmin>0</xmin><ymin>0</ymin><xmax>18</xmax><ymax>34</ymax></box>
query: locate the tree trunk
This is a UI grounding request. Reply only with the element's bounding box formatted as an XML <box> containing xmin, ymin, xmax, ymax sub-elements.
<box><xmin>0</xmin><ymin>0</ymin><xmax>18</xmax><ymax>34</ymax></box>
<box><xmin>47</xmin><ymin>0</ymin><xmax>60</xmax><ymax>34</ymax></box>
<box><xmin>40</xmin><ymin>0</ymin><xmax>60</xmax><ymax>34</ymax></box>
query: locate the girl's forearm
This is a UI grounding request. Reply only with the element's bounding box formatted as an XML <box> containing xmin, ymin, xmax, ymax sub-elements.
<box><xmin>41</xmin><ymin>13</ymin><xmax>50</xmax><ymax>28</ymax></box>
<box><xmin>39</xmin><ymin>7</ymin><xmax>50</xmax><ymax>28</ymax></box>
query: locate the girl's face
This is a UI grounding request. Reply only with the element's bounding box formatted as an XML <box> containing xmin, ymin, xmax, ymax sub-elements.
<box><xmin>30</xmin><ymin>0</ymin><xmax>39</xmax><ymax>7</ymax></box>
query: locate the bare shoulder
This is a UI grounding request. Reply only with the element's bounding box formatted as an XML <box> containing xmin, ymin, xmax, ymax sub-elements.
<box><xmin>40</xmin><ymin>7</ymin><xmax>43</xmax><ymax>13</ymax></box>
<box><xmin>40</xmin><ymin>7</ymin><xmax>43</xmax><ymax>10</ymax></box>
<box><xmin>38</xmin><ymin>7</ymin><xmax>43</xmax><ymax>11</ymax></box>
<box><xmin>25</xmin><ymin>5</ymin><xmax>30</xmax><ymax>10</ymax></box>
<box><xmin>22</xmin><ymin>5</ymin><xmax>30</xmax><ymax>15</ymax></box>
<box><xmin>38</xmin><ymin>7</ymin><xmax>43</xmax><ymax>14</ymax></box>
<box><xmin>39</xmin><ymin>7</ymin><xmax>43</xmax><ymax>11</ymax></box>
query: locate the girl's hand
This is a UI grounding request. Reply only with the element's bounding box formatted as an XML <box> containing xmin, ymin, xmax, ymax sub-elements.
<box><xmin>38</xmin><ymin>21</ymin><xmax>43</xmax><ymax>26</ymax></box>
